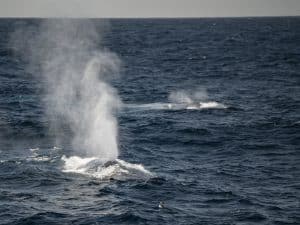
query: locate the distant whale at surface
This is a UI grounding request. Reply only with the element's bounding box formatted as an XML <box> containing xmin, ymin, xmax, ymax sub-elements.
<box><xmin>125</xmin><ymin>101</ymin><xmax>227</xmax><ymax>111</ymax></box>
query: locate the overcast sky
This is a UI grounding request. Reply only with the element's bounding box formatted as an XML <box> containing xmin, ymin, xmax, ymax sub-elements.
<box><xmin>0</xmin><ymin>0</ymin><xmax>299</xmax><ymax>18</ymax></box>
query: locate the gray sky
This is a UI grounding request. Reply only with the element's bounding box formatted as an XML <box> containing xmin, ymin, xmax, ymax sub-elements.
<box><xmin>0</xmin><ymin>0</ymin><xmax>299</xmax><ymax>18</ymax></box>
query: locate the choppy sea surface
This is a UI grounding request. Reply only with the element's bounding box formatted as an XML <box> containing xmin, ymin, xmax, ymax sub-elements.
<box><xmin>0</xmin><ymin>18</ymin><xmax>300</xmax><ymax>224</ymax></box>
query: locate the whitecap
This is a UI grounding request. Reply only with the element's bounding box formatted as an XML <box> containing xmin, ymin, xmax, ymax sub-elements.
<box><xmin>26</xmin><ymin>155</ymin><xmax>51</xmax><ymax>162</ymax></box>
<box><xmin>29</xmin><ymin>148</ymin><xmax>40</xmax><ymax>152</ymax></box>
<box><xmin>32</xmin><ymin>156</ymin><xmax>51</xmax><ymax>162</ymax></box>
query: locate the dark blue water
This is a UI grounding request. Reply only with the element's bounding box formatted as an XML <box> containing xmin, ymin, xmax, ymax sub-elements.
<box><xmin>0</xmin><ymin>18</ymin><xmax>300</xmax><ymax>225</ymax></box>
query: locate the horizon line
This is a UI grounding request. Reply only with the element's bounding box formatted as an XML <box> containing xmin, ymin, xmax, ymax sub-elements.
<box><xmin>0</xmin><ymin>15</ymin><xmax>299</xmax><ymax>19</ymax></box>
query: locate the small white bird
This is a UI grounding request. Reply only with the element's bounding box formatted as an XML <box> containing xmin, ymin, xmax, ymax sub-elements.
<box><xmin>158</xmin><ymin>201</ymin><xmax>165</xmax><ymax>209</ymax></box>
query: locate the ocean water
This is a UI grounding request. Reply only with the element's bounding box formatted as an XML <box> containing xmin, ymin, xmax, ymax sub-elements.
<box><xmin>0</xmin><ymin>18</ymin><xmax>299</xmax><ymax>225</ymax></box>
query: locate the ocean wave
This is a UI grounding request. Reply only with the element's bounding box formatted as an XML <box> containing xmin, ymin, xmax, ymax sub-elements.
<box><xmin>26</xmin><ymin>146</ymin><xmax>61</xmax><ymax>163</ymax></box>
<box><xmin>61</xmin><ymin>156</ymin><xmax>153</xmax><ymax>180</ymax></box>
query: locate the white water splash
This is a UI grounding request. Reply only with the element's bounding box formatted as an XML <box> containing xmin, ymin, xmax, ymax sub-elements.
<box><xmin>62</xmin><ymin>156</ymin><xmax>153</xmax><ymax>180</ymax></box>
